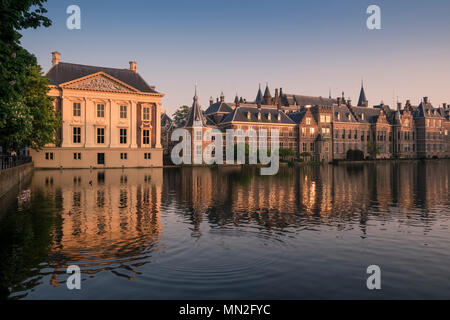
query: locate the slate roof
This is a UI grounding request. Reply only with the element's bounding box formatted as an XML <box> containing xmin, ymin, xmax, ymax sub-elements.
<box><xmin>288</xmin><ymin>110</ymin><xmax>307</xmax><ymax>124</ymax></box>
<box><xmin>333</xmin><ymin>105</ymin><xmax>359</xmax><ymax>122</ymax></box>
<box><xmin>255</xmin><ymin>86</ymin><xmax>263</xmax><ymax>104</ymax></box>
<box><xmin>46</xmin><ymin>62</ymin><xmax>159</xmax><ymax>93</ymax></box>
<box><xmin>205</xmin><ymin>101</ymin><xmax>234</xmax><ymax>114</ymax></box>
<box><xmin>350</xmin><ymin>106</ymin><xmax>381</xmax><ymax>124</ymax></box>
<box><xmin>185</xmin><ymin>94</ymin><xmax>208</xmax><ymax>127</ymax></box>
<box><xmin>161</xmin><ymin>112</ymin><xmax>174</xmax><ymax>128</ymax></box>
<box><xmin>282</xmin><ymin>94</ymin><xmax>336</xmax><ymax>107</ymax></box>
<box><xmin>415</xmin><ymin>100</ymin><xmax>445</xmax><ymax>118</ymax></box>
<box><xmin>220</xmin><ymin>105</ymin><xmax>295</xmax><ymax>124</ymax></box>
<box><xmin>357</xmin><ymin>84</ymin><xmax>368</xmax><ymax>106</ymax></box>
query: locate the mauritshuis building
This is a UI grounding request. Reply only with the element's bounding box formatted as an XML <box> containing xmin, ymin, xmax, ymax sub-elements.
<box><xmin>176</xmin><ymin>83</ymin><xmax>450</xmax><ymax>163</ymax></box>
<box><xmin>32</xmin><ymin>52</ymin><xmax>164</xmax><ymax>168</ymax></box>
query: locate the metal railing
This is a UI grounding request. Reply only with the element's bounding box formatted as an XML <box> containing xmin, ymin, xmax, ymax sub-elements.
<box><xmin>0</xmin><ymin>155</ymin><xmax>32</xmax><ymax>170</ymax></box>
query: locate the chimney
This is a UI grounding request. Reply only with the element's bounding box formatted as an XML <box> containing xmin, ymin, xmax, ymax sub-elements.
<box><xmin>129</xmin><ymin>61</ymin><xmax>137</xmax><ymax>73</ymax></box>
<box><xmin>52</xmin><ymin>51</ymin><xmax>61</xmax><ymax>66</ymax></box>
<box><xmin>347</xmin><ymin>99</ymin><xmax>352</xmax><ymax>107</ymax></box>
<box><xmin>220</xmin><ymin>92</ymin><xmax>225</xmax><ymax>103</ymax></box>
<box><xmin>397</xmin><ymin>102</ymin><xmax>402</xmax><ymax>111</ymax></box>
<box><xmin>209</xmin><ymin>96</ymin><xmax>214</xmax><ymax>106</ymax></box>
<box><xmin>337</xmin><ymin>97</ymin><xmax>342</xmax><ymax>106</ymax></box>
<box><xmin>423</xmin><ymin>97</ymin><xmax>429</xmax><ymax>103</ymax></box>
<box><xmin>443</xmin><ymin>103</ymin><xmax>447</xmax><ymax>109</ymax></box>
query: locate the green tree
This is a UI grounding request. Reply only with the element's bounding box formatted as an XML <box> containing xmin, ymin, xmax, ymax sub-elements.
<box><xmin>279</xmin><ymin>148</ymin><xmax>295</xmax><ymax>161</ymax></box>
<box><xmin>172</xmin><ymin>105</ymin><xmax>191</xmax><ymax>127</ymax></box>
<box><xmin>346</xmin><ymin>149</ymin><xmax>365</xmax><ymax>161</ymax></box>
<box><xmin>300</xmin><ymin>152</ymin><xmax>312</xmax><ymax>162</ymax></box>
<box><xmin>367</xmin><ymin>141</ymin><xmax>380</xmax><ymax>159</ymax></box>
<box><xmin>0</xmin><ymin>0</ymin><xmax>58</xmax><ymax>150</ymax></box>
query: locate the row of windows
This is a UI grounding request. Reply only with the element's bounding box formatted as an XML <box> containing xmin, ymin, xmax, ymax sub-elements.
<box><xmin>45</xmin><ymin>152</ymin><xmax>152</xmax><ymax>160</ymax></box>
<box><xmin>72</xmin><ymin>103</ymin><xmax>152</xmax><ymax>120</ymax></box>
<box><xmin>72</xmin><ymin>127</ymin><xmax>151</xmax><ymax>145</ymax></box>
<box><xmin>426</xmin><ymin>132</ymin><xmax>445</xmax><ymax>140</ymax></box>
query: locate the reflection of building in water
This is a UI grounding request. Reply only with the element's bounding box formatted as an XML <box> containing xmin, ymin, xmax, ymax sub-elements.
<box><xmin>166</xmin><ymin>162</ymin><xmax>449</xmax><ymax>233</ymax></box>
<box><xmin>32</xmin><ymin>169</ymin><xmax>163</xmax><ymax>284</ymax></box>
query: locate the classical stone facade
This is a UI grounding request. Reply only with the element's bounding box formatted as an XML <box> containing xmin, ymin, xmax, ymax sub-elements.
<box><xmin>31</xmin><ymin>52</ymin><xmax>164</xmax><ymax>168</ymax></box>
<box><xmin>180</xmin><ymin>83</ymin><xmax>450</xmax><ymax>163</ymax></box>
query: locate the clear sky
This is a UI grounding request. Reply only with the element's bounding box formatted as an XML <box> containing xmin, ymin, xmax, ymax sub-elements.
<box><xmin>20</xmin><ymin>0</ymin><xmax>450</xmax><ymax>115</ymax></box>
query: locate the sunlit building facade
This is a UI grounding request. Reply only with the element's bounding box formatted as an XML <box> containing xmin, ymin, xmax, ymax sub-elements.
<box><xmin>31</xmin><ymin>52</ymin><xmax>164</xmax><ymax>168</ymax></box>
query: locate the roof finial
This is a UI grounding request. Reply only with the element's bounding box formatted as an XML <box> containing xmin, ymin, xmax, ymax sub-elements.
<box><xmin>194</xmin><ymin>82</ymin><xmax>198</xmax><ymax>96</ymax></box>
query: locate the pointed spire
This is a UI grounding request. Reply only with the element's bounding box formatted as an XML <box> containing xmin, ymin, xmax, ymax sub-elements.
<box><xmin>255</xmin><ymin>84</ymin><xmax>263</xmax><ymax>104</ymax></box>
<box><xmin>185</xmin><ymin>87</ymin><xmax>206</xmax><ymax>128</ymax></box>
<box><xmin>358</xmin><ymin>80</ymin><xmax>368</xmax><ymax>107</ymax></box>
<box><xmin>263</xmin><ymin>83</ymin><xmax>272</xmax><ymax>105</ymax></box>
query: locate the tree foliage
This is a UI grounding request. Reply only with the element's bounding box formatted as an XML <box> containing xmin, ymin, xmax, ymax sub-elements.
<box><xmin>279</xmin><ymin>148</ymin><xmax>295</xmax><ymax>160</ymax></box>
<box><xmin>346</xmin><ymin>149</ymin><xmax>365</xmax><ymax>161</ymax></box>
<box><xmin>367</xmin><ymin>141</ymin><xmax>380</xmax><ymax>159</ymax></box>
<box><xmin>172</xmin><ymin>105</ymin><xmax>191</xmax><ymax>127</ymax></box>
<box><xmin>0</xmin><ymin>0</ymin><xmax>58</xmax><ymax>150</ymax></box>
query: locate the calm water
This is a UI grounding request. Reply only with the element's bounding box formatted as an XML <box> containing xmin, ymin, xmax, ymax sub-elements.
<box><xmin>0</xmin><ymin>161</ymin><xmax>449</xmax><ymax>300</ymax></box>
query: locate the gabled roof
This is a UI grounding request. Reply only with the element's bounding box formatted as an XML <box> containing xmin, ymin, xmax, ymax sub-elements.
<box><xmin>185</xmin><ymin>94</ymin><xmax>207</xmax><ymax>127</ymax></box>
<box><xmin>416</xmin><ymin>100</ymin><xmax>444</xmax><ymax>118</ymax></box>
<box><xmin>46</xmin><ymin>62</ymin><xmax>159</xmax><ymax>93</ymax></box>
<box><xmin>333</xmin><ymin>104</ymin><xmax>359</xmax><ymax>123</ymax></box>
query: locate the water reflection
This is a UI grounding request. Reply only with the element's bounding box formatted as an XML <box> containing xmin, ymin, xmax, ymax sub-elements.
<box><xmin>0</xmin><ymin>161</ymin><xmax>449</xmax><ymax>299</ymax></box>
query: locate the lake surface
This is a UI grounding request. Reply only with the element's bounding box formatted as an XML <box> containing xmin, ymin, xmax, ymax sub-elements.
<box><xmin>0</xmin><ymin>161</ymin><xmax>449</xmax><ymax>300</ymax></box>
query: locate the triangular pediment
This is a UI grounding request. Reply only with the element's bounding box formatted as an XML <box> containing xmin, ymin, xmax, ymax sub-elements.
<box><xmin>61</xmin><ymin>72</ymin><xmax>139</xmax><ymax>93</ymax></box>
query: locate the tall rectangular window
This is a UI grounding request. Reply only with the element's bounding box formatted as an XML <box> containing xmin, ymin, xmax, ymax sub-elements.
<box><xmin>120</xmin><ymin>128</ymin><xmax>127</xmax><ymax>144</ymax></box>
<box><xmin>97</xmin><ymin>104</ymin><xmax>105</xmax><ymax>118</ymax></box>
<box><xmin>143</xmin><ymin>107</ymin><xmax>150</xmax><ymax>121</ymax></box>
<box><xmin>73</xmin><ymin>127</ymin><xmax>81</xmax><ymax>143</ymax></box>
<box><xmin>143</xmin><ymin>129</ymin><xmax>150</xmax><ymax>145</ymax></box>
<box><xmin>73</xmin><ymin>103</ymin><xmax>81</xmax><ymax>117</ymax></box>
<box><xmin>120</xmin><ymin>105</ymin><xmax>127</xmax><ymax>119</ymax></box>
<box><xmin>97</xmin><ymin>128</ymin><xmax>105</xmax><ymax>144</ymax></box>
<box><xmin>196</xmin><ymin>130</ymin><xmax>202</xmax><ymax>141</ymax></box>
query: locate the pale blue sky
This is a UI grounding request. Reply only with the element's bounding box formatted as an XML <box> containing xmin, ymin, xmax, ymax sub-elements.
<box><xmin>21</xmin><ymin>0</ymin><xmax>450</xmax><ymax>115</ymax></box>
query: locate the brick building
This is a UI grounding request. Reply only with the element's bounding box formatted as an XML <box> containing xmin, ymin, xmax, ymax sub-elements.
<box><xmin>175</xmin><ymin>83</ymin><xmax>450</xmax><ymax>163</ymax></box>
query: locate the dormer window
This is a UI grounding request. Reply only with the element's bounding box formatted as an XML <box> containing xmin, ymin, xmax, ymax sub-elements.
<box><xmin>257</xmin><ymin>112</ymin><xmax>261</xmax><ymax>120</ymax></box>
<box><xmin>267</xmin><ymin>113</ymin><xmax>271</xmax><ymax>120</ymax></box>
<box><xmin>277</xmin><ymin>113</ymin><xmax>281</xmax><ymax>121</ymax></box>
<box><xmin>247</xmin><ymin>112</ymin><xmax>251</xmax><ymax>120</ymax></box>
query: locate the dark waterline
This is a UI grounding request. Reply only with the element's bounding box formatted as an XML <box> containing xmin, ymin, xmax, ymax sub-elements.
<box><xmin>0</xmin><ymin>161</ymin><xmax>449</xmax><ymax>300</ymax></box>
